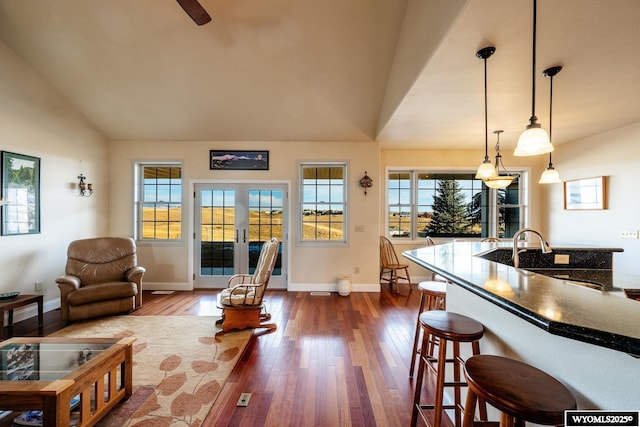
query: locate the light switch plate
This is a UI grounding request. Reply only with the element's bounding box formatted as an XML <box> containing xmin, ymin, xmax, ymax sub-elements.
<box><xmin>554</xmin><ymin>254</ymin><xmax>570</xmax><ymax>264</ymax></box>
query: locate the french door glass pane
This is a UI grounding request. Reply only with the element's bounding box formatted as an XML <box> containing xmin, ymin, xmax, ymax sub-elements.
<box><xmin>200</xmin><ymin>189</ymin><xmax>235</xmax><ymax>275</ymax></box>
<box><xmin>248</xmin><ymin>189</ymin><xmax>283</xmax><ymax>275</ymax></box>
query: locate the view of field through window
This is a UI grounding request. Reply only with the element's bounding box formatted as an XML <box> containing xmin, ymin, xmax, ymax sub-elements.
<box><xmin>141</xmin><ymin>165</ymin><xmax>182</xmax><ymax>240</ymax></box>
<box><xmin>301</xmin><ymin>164</ymin><xmax>345</xmax><ymax>241</ymax></box>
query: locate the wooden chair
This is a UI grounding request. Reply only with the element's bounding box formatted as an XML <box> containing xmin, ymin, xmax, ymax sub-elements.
<box><xmin>379</xmin><ymin>236</ymin><xmax>412</xmax><ymax>293</ymax></box>
<box><xmin>216</xmin><ymin>237</ymin><xmax>279</xmax><ymax>334</ymax></box>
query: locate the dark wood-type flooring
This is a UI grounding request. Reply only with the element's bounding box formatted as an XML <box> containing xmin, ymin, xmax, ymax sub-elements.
<box><xmin>2</xmin><ymin>285</ymin><xmax>452</xmax><ymax>426</ymax></box>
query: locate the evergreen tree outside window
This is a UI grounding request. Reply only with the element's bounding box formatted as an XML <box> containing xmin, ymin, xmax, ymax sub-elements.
<box><xmin>427</xmin><ymin>178</ymin><xmax>473</xmax><ymax>236</ymax></box>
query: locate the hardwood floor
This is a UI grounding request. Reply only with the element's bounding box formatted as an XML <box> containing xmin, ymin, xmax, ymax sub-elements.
<box><xmin>3</xmin><ymin>285</ymin><xmax>448</xmax><ymax>426</ymax></box>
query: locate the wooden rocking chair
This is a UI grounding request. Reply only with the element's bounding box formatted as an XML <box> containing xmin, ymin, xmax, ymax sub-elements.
<box><xmin>380</xmin><ymin>236</ymin><xmax>413</xmax><ymax>293</ymax></box>
<box><xmin>216</xmin><ymin>237</ymin><xmax>279</xmax><ymax>334</ymax></box>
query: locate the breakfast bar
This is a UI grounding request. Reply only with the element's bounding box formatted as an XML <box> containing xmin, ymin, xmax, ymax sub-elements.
<box><xmin>403</xmin><ymin>241</ymin><xmax>640</xmax><ymax>411</ymax></box>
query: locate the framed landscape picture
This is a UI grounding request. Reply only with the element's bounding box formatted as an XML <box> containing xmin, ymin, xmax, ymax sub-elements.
<box><xmin>1</xmin><ymin>151</ymin><xmax>41</xmax><ymax>235</ymax></box>
<box><xmin>210</xmin><ymin>150</ymin><xmax>269</xmax><ymax>170</ymax></box>
<box><xmin>564</xmin><ymin>176</ymin><xmax>606</xmax><ymax>210</ymax></box>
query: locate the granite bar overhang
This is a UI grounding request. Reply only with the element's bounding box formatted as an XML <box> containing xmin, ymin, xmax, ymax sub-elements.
<box><xmin>403</xmin><ymin>242</ymin><xmax>640</xmax><ymax>356</ymax></box>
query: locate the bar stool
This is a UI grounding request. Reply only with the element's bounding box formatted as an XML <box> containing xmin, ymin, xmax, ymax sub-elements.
<box><xmin>411</xmin><ymin>311</ymin><xmax>486</xmax><ymax>427</ymax></box>
<box><xmin>462</xmin><ymin>355</ymin><xmax>577</xmax><ymax>427</ymax></box>
<box><xmin>409</xmin><ymin>280</ymin><xmax>447</xmax><ymax>378</ymax></box>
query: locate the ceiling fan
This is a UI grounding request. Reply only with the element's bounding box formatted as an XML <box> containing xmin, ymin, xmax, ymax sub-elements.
<box><xmin>176</xmin><ymin>0</ymin><xmax>212</xmax><ymax>25</ymax></box>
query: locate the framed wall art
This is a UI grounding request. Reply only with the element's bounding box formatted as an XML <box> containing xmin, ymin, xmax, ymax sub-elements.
<box><xmin>563</xmin><ymin>176</ymin><xmax>606</xmax><ymax>210</ymax></box>
<box><xmin>210</xmin><ymin>150</ymin><xmax>269</xmax><ymax>170</ymax></box>
<box><xmin>1</xmin><ymin>151</ymin><xmax>41</xmax><ymax>235</ymax></box>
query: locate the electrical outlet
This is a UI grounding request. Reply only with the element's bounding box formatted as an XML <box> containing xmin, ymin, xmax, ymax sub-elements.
<box><xmin>620</xmin><ymin>230</ymin><xmax>639</xmax><ymax>239</ymax></box>
<box><xmin>554</xmin><ymin>254</ymin><xmax>570</xmax><ymax>265</ymax></box>
<box><xmin>236</xmin><ymin>392</ymin><xmax>251</xmax><ymax>407</ymax></box>
<box><xmin>354</xmin><ymin>266</ymin><xmax>360</xmax><ymax>274</ymax></box>
<box><xmin>34</xmin><ymin>281</ymin><xmax>43</xmax><ymax>292</ymax></box>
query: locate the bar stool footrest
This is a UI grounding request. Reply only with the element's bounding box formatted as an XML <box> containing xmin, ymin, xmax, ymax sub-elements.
<box><xmin>418</xmin><ymin>404</ymin><xmax>458</xmax><ymax>411</ymax></box>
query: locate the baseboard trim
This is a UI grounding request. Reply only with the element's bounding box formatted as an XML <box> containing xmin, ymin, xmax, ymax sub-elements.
<box><xmin>142</xmin><ymin>282</ymin><xmax>192</xmax><ymax>292</ymax></box>
<box><xmin>287</xmin><ymin>283</ymin><xmax>381</xmax><ymax>292</ymax></box>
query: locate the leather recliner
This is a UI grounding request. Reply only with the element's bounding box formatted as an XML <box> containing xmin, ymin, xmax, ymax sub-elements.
<box><xmin>56</xmin><ymin>237</ymin><xmax>145</xmax><ymax>321</ymax></box>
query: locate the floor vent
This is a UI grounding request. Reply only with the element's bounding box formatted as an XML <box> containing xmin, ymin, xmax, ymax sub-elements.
<box><xmin>151</xmin><ymin>290</ymin><xmax>175</xmax><ymax>295</ymax></box>
<box><xmin>310</xmin><ymin>291</ymin><xmax>332</xmax><ymax>296</ymax></box>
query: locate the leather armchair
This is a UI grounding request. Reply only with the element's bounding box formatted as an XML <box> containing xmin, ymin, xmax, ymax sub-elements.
<box><xmin>56</xmin><ymin>237</ymin><xmax>145</xmax><ymax>321</ymax></box>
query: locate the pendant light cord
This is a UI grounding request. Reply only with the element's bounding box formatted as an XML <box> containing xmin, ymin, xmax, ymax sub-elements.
<box><xmin>543</xmin><ymin>65</ymin><xmax>562</xmax><ymax>166</ymax></box>
<box><xmin>530</xmin><ymin>0</ymin><xmax>538</xmax><ymax>120</ymax></box>
<box><xmin>548</xmin><ymin>72</ymin><xmax>553</xmax><ymax>165</ymax></box>
<box><xmin>484</xmin><ymin>56</ymin><xmax>489</xmax><ymax>160</ymax></box>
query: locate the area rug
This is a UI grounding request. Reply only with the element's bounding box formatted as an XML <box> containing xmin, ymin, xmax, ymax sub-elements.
<box><xmin>50</xmin><ymin>316</ymin><xmax>253</xmax><ymax>426</ymax></box>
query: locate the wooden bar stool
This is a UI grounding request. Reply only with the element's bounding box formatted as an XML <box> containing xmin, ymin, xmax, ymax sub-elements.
<box><xmin>462</xmin><ymin>355</ymin><xmax>577</xmax><ymax>427</ymax></box>
<box><xmin>411</xmin><ymin>311</ymin><xmax>486</xmax><ymax>427</ymax></box>
<box><xmin>409</xmin><ymin>280</ymin><xmax>447</xmax><ymax>378</ymax></box>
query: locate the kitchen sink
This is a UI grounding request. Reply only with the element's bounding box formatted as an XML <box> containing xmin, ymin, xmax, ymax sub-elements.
<box><xmin>474</xmin><ymin>247</ymin><xmax>614</xmax><ymax>291</ymax></box>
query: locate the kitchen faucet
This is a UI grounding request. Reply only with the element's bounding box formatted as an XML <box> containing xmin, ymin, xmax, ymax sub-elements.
<box><xmin>512</xmin><ymin>228</ymin><xmax>553</xmax><ymax>268</ymax></box>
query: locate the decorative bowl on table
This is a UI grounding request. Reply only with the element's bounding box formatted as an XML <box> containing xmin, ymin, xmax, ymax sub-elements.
<box><xmin>0</xmin><ymin>291</ymin><xmax>20</xmax><ymax>301</ymax></box>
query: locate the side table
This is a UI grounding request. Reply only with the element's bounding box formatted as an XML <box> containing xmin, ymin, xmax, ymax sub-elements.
<box><xmin>0</xmin><ymin>294</ymin><xmax>43</xmax><ymax>339</ymax></box>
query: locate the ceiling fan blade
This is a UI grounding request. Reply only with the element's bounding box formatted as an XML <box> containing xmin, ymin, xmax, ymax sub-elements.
<box><xmin>176</xmin><ymin>0</ymin><xmax>212</xmax><ymax>26</ymax></box>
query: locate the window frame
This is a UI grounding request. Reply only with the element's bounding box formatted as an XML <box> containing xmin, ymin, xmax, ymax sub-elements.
<box><xmin>385</xmin><ymin>167</ymin><xmax>527</xmax><ymax>241</ymax></box>
<box><xmin>134</xmin><ymin>162</ymin><xmax>184</xmax><ymax>243</ymax></box>
<box><xmin>298</xmin><ymin>161</ymin><xmax>348</xmax><ymax>246</ymax></box>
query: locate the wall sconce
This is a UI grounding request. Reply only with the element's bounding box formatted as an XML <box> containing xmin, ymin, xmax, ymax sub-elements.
<box><xmin>78</xmin><ymin>174</ymin><xmax>93</xmax><ymax>197</ymax></box>
<box><xmin>359</xmin><ymin>171</ymin><xmax>373</xmax><ymax>196</ymax></box>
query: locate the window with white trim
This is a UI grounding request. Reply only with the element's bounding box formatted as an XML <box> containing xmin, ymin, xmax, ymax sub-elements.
<box><xmin>300</xmin><ymin>163</ymin><xmax>347</xmax><ymax>243</ymax></box>
<box><xmin>136</xmin><ymin>163</ymin><xmax>183</xmax><ymax>241</ymax></box>
<box><xmin>386</xmin><ymin>170</ymin><xmax>524</xmax><ymax>239</ymax></box>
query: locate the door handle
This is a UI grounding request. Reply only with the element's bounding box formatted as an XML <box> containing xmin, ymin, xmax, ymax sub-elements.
<box><xmin>243</xmin><ymin>229</ymin><xmax>247</xmax><ymax>243</ymax></box>
<box><xmin>235</xmin><ymin>229</ymin><xmax>239</xmax><ymax>243</ymax></box>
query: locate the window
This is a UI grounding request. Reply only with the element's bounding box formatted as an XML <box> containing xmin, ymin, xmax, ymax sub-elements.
<box><xmin>136</xmin><ymin>164</ymin><xmax>183</xmax><ymax>241</ymax></box>
<box><xmin>300</xmin><ymin>163</ymin><xmax>346</xmax><ymax>242</ymax></box>
<box><xmin>387</xmin><ymin>170</ymin><xmax>524</xmax><ymax>239</ymax></box>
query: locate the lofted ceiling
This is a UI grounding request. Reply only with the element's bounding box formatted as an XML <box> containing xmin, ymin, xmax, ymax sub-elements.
<box><xmin>1</xmin><ymin>0</ymin><xmax>639</xmax><ymax>151</ymax></box>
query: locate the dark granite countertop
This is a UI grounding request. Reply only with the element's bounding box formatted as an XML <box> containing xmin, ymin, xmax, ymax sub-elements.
<box><xmin>403</xmin><ymin>242</ymin><xmax>640</xmax><ymax>356</ymax></box>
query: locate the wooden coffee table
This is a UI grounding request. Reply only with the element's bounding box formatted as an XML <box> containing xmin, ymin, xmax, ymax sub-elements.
<box><xmin>0</xmin><ymin>337</ymin><xmax>135</xmax><ymax>426</ymax></box>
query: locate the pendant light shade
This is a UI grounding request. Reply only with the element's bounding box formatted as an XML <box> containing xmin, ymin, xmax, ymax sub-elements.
<box><xmin>515</xmin><ymin>122</ymin><xmax>553</xmax><ymax>156</ymax></box>
<box><xmin>514</xmin><ymin>0</ymin><xmax>554</xmax><ymax>157</ymax></box>
<box><xmin>483</xmin><ymin>130</ymin><xmax>515</xmax><ymax>189</ymax></box>
<box><xmin>477</xmin><ymin>162</ymin><xmax>497</xmax><ymax>180</ymax></box>
<box><xmin>539</xmin><ymin>168</ymin><xmax>560</xmax><ymax>184</ymax></box>
<box><xmin>484</xmin><ymin>176</ymin><xmax>516</xmax><ymax>189</ymax></box>
<box><xmin>539</xmin><ymin>65</ymin><xmax>563</xmax><ymax>184</ymax></box>
<box><xmin>475</xmin><ymin>46</ymin><xmax>498</xmax><ymax>180</ymax></box>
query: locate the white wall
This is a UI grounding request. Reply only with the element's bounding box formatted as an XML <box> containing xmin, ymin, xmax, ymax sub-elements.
<box><xmin>108</xmin><ymin>140</ymin><xmax>381</xmax><ymax>291</ymax></box>
<box><xmin>0</xmin><ymin>41</ymin><xmax>108</xmax><ymax>317</ymax></box>
<box><xmin>544</xmin><ymin>123</ymin><xmax>640</xmax><ymax>275</ymax></box>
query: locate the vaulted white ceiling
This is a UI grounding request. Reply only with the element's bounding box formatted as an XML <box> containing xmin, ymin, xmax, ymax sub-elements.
<box><xmin>1</xmin><ymin>0</ymin><xmax>639</xmax><ymax>151</ymax></box>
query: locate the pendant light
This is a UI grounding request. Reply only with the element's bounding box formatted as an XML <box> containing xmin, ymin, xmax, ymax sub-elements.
<box><xmin>484</xmin><ymin>130</ymin><xmax>516</xmax><ymax>189</ymax></box>
<box><xmin>514</xmin><ymin>0</ymin><xmax>554</xmax><ymax>156</ymax></box>
<box><xmin>539</xmin><ymin>66</ymin><xmax>562</xmax><ymax>184</ymax></box>
<box><xmin>475</xmin><ymin>46</ymin><xmax>498</xmax><ymax>180</ymax></box>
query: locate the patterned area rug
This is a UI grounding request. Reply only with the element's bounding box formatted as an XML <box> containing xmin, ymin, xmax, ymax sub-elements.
<box><xmin>50</xmin><ymin>316</ymin><xmax>252</xmax><ymax>426</ymax></box>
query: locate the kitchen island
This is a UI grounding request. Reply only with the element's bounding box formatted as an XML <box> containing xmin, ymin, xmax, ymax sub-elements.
<box><xmin>403</xmin><ymin>241</ymin><xmax>640</xmax><ymax>410</ymax></box>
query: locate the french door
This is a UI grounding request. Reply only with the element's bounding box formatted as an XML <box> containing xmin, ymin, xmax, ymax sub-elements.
<box><xmin>194</xmin><ymin>183</ymin><xmax>287</xmax><ymax>289</ymax></box>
